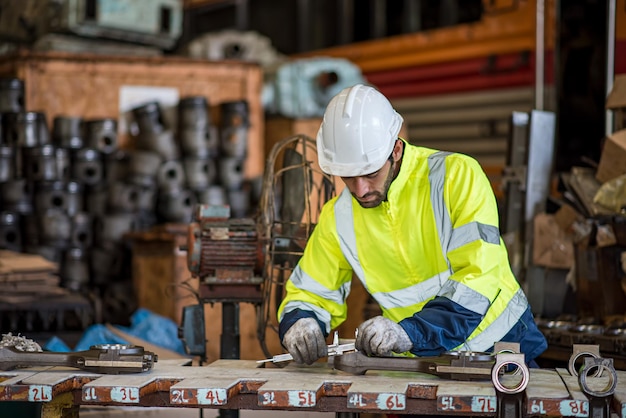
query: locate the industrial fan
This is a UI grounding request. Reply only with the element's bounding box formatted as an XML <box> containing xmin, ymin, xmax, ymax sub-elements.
<box><xmin>256</xmin><ymin>134</ymin><xmax>337</xmax><ymax>358</ymax></box>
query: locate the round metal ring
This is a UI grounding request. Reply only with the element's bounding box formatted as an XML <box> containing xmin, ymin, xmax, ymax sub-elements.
<box><xmin>491</xmin><ymin>353</ymin><xmax>529</xmax><ymax>394</ymax></box>
<box><xmin>568</xmin><ymin>350</ymin><xmax>601</xmax><ymax>377</ymax></box>
<box><xmin>578</xmin><ymin>359</ymin><xmax>617</xmax><ymax>397</ymax></box>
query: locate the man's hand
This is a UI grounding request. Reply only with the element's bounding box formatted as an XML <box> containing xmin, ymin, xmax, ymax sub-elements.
<box><xmin>282</xmin><ymin>317</ymin><xmax>328</xmax><ymax>364</ymax></box>
<box><xmin>356</xmin><ymin>316</ymin><xmax>413</xmax><ymax>356</ymax></box>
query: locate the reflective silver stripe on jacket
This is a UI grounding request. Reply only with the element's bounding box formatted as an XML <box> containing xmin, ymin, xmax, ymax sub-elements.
<box><xmin>289</xmin><ymin>265</ymin><xmax>351</xmax><ymax>306</ymax></box>
<box><xmin>428</xmin><ymin>152</ymin><xmax>453</xmax><ymax>271</ymax></box>
<box><xmin>280</xmin><ymin>300</ymin><xmax>332</xmax><ymax>334</ymax></box>
<box><xmin>449</xmin><ymin>222</ymin><xmax>501</xmax><ymax>251</ymax></box>
<box><xmin>334</xmin><ymin>189</ymin><xmax>368</xmax><ymax>292</ymax></box>
<box><xmin>437</xmin><ymin>279</ymin><xmax>491</xmax><ymax>315</ymax></box>
<box><xmin>456</xmin><ymin>288</ymin><xmax>529</xmax><ymax>352</ymax></box>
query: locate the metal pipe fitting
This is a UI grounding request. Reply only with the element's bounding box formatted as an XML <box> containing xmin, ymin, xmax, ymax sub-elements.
<box><xmin>178</xmin><ymin>96</ymin><xmax>210</xmax><ymax>129</ymax></box>
<box><xmin>135</xmin><ymin>185</ymin><xmax>157</xmax><ymax>212</ymax></box>
<box><xmin>157</xmin><ymin>160</ymin><xmax>185</xmax><ymax>191</ymax></box>
<box><xmin>34</xmin><ymin>180</ymin><xmax>66</xmax><ymax>213</ymax></box>
<box><xmin>0</xmin><ymin>78</ymin><xmax>25</xmax><ymax>113</ymax></box>
<box><xmin>132</xmin><ymin>101</ymin><xmax>166</xmax><ymax>135</ymax></box>
<box><xmin>3</xmin><ymin>111</ymin><xmax>49</xmax><ymax>147</ymax></box>
<box><xmin>220</xmin><ymin>125</ymin><xmax>248</xmax><ymax>159</ymax></box>
<box><xmin>228</xmin><ymin>189</ymin><xmax>250</xmax><ymax>218</ymax></box>
<box><xmin>96</xmin><ymin>213</ymin><xmax>137</xmax><ymax>248</ymax></box>
<box><xmin>52</xmin><ymin>116</ymin><xmax>84</xmax><ymax>149</ymax></box>
<box><xmin>0</xmin><ymin>211</ymin><xmax>22</xmax><ymax>251</ymax></box>
<box><xmin>103</xmin><ymin>149</ymin><xmax>129</xmax><ymax>184</ymax></box>
<box><xmin>69</xmin><ymin>212</ymin><xmax>93</xmax><ymax>249</ymax></box>
<box><xmin>0</xmin><ymin>179</ymin><xmax>34</xmax><ymax>213</ymax></box>
<box><xmin>218</xmin><ymin>157</ymin><xmax>245</xmax><ymax>190</ymax></box>
<box><xmin>71</xmin><ymin>148</ymin><xmax>103</xmax><ymax>186</ymax></box>
<box><xmin>84</xmin><ymin>186</ymin><xmax>109</xmax><ymax>216</ymax></box>
<box><xmin>219</xmin><ymin>100</ymin><xmax>249</xmax><ymax>158</ymax></box>
<box><xmin>179</xmin><ymin>126</ymin><xmax>219</xmax><ymax>158</ymax></box>
<box><xmin>157</xmin><ymin>188</ymin><xmax>196</xmax><ymax>223</ymax></box>
<box><xmin>0</xmin><ymin>146</ymin><xmax>14</xmax><ymax>182</ymax></box>
<box><xmin>55</xmin><ymin>147</ymin><xmax>70</xmax><ymax>181</ymax></box>
<box><xmin>184</xmin><ymin>157</ymin><xmax>216</xmax><ymax>190</ymax></box>
<box><xmin>60</xmin><ymin>248</ymin><xmax>90</xmax><ymax>291</ymax></box>
<box><xmin>23</xmin><ymin>145</ymin><xmax>61</xmax><ymax>182</ymax></box>
<box><xmin>220</xmin><ymin>100</ymin><xmax>250</xmax><ymax>128</ymax></box>
<box><xmin>34</xmin><ymin>181</ymin><xmax>83</xmax><ymax>216</ymax></box>
<box><xmin>40</xmin><ymin>209</ymin><xmax>71</xmax><ymax>248</ymax></box>
<box><xmin>84</xmin><ymin>119</ymin><xmax>118</xmax><ymax>154</ymax></box>
<box><xmin>196</xmin><ymin>185</ymin><xmax>227</xmax><ymax>206</ymax></box>
<box><xmin>107</xmin><ymin>182</ymin><xmax>140</xmax><ymax>213</ymax></box>
<box><xmin>136</xmin><ymin>130</ymin><xmax>179</xmax><ymax>161</ymax></box>
<box><xmin>127</xmin><ymin>150</ymin><xmax>162</xmax><ymax>187</ymax></box>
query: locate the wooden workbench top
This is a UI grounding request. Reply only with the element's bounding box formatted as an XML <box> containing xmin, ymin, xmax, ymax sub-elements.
<box><xmin>1</xmin><ymin>359</ymin><xmax>625</xmax><ymax>416</ymax></box>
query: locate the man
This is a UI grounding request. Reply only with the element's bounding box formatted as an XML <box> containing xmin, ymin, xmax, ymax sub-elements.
<box><xmin>277</xmin><ymin>83</ymin><xmax>547</xmax><ymax>366</ymax></box>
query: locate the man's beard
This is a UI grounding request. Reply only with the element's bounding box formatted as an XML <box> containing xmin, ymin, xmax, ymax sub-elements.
<box><xmin>353</xmin><ymin>160</ymin><xmax>396</xmax><ymax>208</ymax></box>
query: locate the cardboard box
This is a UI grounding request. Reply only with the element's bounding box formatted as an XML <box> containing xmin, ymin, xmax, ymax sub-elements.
<box><xmin>532</xmin><ymin>213</ymin><xmax>574</xmax><ymax>269</ymax></box>
<box><xmin>596</xmin><ymin>129</ymin><xmax>626</xmax><ymax>184</ymax></box>
<box><xmin>607</xmin><ymin>74</ymin><xmax>626</xmax><ymax>130</ymax></box>
<box><xmin>554</xmin><ymin>203</ymin><xmax>584</xmax><ymax>231</ymax></box>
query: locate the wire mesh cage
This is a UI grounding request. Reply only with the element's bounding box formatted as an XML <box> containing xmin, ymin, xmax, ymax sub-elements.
<box><xmin>256</xmin><ymin>134</ymin><xmax>337</xmax><ymax>357</ymax></box>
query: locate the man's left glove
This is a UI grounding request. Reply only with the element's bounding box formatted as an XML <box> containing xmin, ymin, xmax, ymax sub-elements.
<box><xmin>356</xmin><ymin>316</ymin><xmax>413</xmax><ymax>356</ymax></box>
<box><xmin>282</xmin><ymin>317</ymin><xmax>328</xmax><ymax>365</ymax></box>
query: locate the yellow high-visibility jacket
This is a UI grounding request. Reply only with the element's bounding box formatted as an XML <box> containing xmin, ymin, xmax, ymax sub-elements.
<box><xmin>278</xmin><ymin>140</ymin><xmax>547</xmax><ymax>360</ymax></box>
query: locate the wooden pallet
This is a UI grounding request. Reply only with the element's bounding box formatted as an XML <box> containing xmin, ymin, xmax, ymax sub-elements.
<box><xmin>1</xmin><ymin>359</ymin><xmax>626</xmax><ymax>417</ymax></box>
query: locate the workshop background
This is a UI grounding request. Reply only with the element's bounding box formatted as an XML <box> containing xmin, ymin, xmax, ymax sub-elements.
<box><xmin>0</xmin><ymin>0</ymin><xmax>625</xmax><ymax>417</ymax></box>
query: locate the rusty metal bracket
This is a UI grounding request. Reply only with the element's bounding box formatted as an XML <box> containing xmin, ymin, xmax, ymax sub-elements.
<box><xmin>578</xmin><ymin>357</ymin><xmax>617</xmax><ymax>418</ymax></box>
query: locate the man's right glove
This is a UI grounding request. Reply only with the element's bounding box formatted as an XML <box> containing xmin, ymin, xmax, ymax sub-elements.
<box><xmin>356</xmin><ymin>316</ymin><xmax>413</xmax><ymax>356</ymax></box>
<box><xmin>282</xmin><ymin>317</ymin><xmax>327</xmax><ymax>365</ymax></box>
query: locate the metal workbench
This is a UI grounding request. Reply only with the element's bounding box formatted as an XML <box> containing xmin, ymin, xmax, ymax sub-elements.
<box><xmin>1</xmin><ymin>358</ymin><xmax>625</xmax><ymax>417</ymax></box>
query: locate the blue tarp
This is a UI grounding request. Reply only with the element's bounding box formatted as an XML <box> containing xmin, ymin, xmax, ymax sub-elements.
<box><xmin>44</xmin><ymin>308</ymin><xmax>187</xmax><ymax>354</ymax></box>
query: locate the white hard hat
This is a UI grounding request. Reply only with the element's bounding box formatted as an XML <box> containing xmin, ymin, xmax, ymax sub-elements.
<box><xmin>316</xmin><ymin>84</ymin><xmax>403</xmax><ymax>177</ymax></box>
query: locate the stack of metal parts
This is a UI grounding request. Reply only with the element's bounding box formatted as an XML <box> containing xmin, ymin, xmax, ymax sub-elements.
<box><xmin>0</xmin><ymin>76</ymin><xmax>254</xmax><ymax>332</ymax></box>
<box><xmin>129</xmin><ymin>97</ymin><xmax>253</xmax><ymax>223</ymax></box>
<box><xmin>0</xmin><ymin>77</ymin><xmax>133</xmax><ymax>329</ymax></box>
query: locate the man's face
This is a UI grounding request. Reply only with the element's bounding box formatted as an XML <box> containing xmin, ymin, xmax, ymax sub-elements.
<box><xmin>341</xmin><ymin>158</ymin><xmax>396</xmax><ymax>208</ymax></box>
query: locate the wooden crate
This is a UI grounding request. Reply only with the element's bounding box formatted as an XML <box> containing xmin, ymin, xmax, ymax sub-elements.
<box><xmin>128</xmin><ymin>224</ymin><xmax>194</xmax><ymax>324</ymax></box>
<box><xmin>264</xmin><ymin>116</ymin><xmax>323</xmax><ymax>161</ymax></box>
<box><xmin>0</xmin><ymin>50</ymin><xmax>265</xmax><ymax>179</ymax></box>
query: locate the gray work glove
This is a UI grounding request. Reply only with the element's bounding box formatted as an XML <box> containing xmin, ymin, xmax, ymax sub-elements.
<box><xmin>282</xmin><ymin>317</ymin><xmax>328</xmax><ymax>365</ymax></box>
<box><xmin>356</xmin><ymin>316</ymin><xmax>413</xmax><ymax>356</ymax></box>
